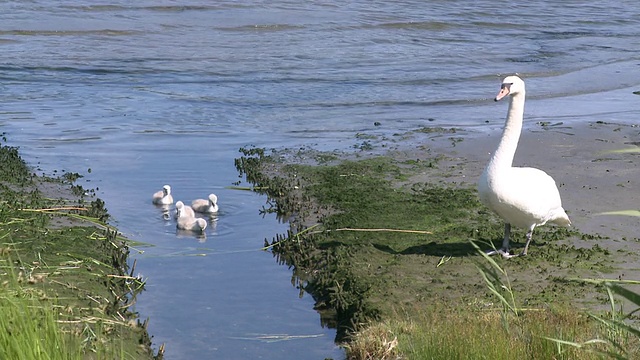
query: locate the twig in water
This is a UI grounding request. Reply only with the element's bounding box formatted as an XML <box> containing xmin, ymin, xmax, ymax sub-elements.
<box><xmin>262</xmin><ymin>225</ymin><xmax>432</xmax><ymax>251</ymax></box>
<box><xmin>260</xmin><ymin>224</ymin><xmax>320</xmax><ymax>250</ymax></box>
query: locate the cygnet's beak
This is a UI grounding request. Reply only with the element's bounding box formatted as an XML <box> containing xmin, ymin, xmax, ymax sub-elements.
<box><xmin>495</xmin><ymin>83</ymin><xmax>511</xmax><ymax>101</ymax></box>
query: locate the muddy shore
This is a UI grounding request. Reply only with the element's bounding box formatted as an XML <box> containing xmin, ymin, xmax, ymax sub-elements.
<box><xmin>239</xmin><ymin>119</ymin><xmax>640</xmax><ymax>350</ymax></box>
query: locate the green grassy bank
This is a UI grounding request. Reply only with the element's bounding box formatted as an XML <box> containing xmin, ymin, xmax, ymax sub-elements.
<box><xmin>235</xmin><ymin>143</ymin><xmax>640</xmax><ymax>360</ymax></box>
<box><xmin>0</xmin><ymin>136</ymin><xmax>160</xmax><ymax>359</ymax></box>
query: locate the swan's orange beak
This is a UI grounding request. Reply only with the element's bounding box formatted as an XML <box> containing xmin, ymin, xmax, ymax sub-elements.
<box><xmin>495</xmin><ymin>84</ymin><xmax>511</xmax><ymax>101</ymax></box>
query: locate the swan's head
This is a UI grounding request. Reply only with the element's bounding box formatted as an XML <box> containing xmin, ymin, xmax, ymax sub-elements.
<box><xmin>495</xmin><ymin>75</ymin><xmax>525</xmax><ymax>101</ymax></box>
<box><xmin>163</xmin><ymin>185</ymin><xmax>171</xmax><ymax>195</ymax></box>
<box><xmin>208</xmin><ymin>194</ymin><xmax>218</xmax><ymax>205</ymax></box>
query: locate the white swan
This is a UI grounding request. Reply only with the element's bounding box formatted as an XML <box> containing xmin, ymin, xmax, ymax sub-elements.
<box><xmin>177</xmin><ymin>217</ymin><xmax>207</xmax><ymax>232</ymax></box>
<box><xmin>175</xmin><ymin>200</ymin><xmax>196</xmax><ymax>219</ymax></box>
<box><xmin>191</xmin><ymin>194</ymin><xmax>219</xmax><ymax>214</ymax></box>
<box><xmin>477</xmin><ymin>75</ymin><xmax>571</xmax><ymax>258</ymax></box>
<box><xmin>152</xmin><ymin>185</ymin><xmax>174</xmax><ymax>205</ymax></box>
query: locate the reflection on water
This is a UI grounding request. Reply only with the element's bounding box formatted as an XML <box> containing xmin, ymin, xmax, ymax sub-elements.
<box><xmin>175</xmin><ymin>229</ymin><xmax>207</xmax><ymax>243</ymax></box>
<box><xmin>2</xmin><ymin>1</ymin><xmax>640</xmax><ymax>358</ymax></box>
<box><xmin>156</xmin><ymin>204</ymin><xmax>171</xmax><ymax>221</ymax></box>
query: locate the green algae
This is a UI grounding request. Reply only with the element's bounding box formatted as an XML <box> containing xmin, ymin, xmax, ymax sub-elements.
<box><xmin>235</xmin><ymin>146</ymin><xmax>621</xmax><ymax>344</ymax></box>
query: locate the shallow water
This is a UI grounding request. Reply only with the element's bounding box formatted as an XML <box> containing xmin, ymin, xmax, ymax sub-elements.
<box><xmin>2</xmin><ymin>1</ymin><xmax>640</xmax><ymax>358</ymax></box>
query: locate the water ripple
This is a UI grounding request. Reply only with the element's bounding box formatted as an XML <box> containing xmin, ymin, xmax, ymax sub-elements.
<box><xmin>0</xmin><ymin>29</ymin><xmax>139</xmax><ymax>36</ymax></box>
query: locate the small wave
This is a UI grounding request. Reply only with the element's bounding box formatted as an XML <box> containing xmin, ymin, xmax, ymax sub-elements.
<box><xmin>36</xmin><ymin>136</ymin><xmax>102</xmax><ymax>142</ymax></box>
<box><xmin>217</xmin><ymin>24</ymin><xmax>305</xmax><ymax>32</ymax></box>
<box><xmin>375</xmin><ymin>21</ymin><xmax>454</xmax><ymax>31</ymax></box>
<box><xmin>136</xmin><ymin>130</ymin><xmax>168</xmax><ymax>134</ymax></box>
<box><xmin>538</xmin><ymin>30</ymin><xmax>598</xmax><ymax>40</ymax></box>
<box><xmin>61</xmin><ymin>5</ymin><xmax>237</xmax><ymax>12</ymax></box>
<box><xmin>60</xmin><ymin>5</ymin><xmax>125</xmax><ymax>12</ymax></box>
<box><xmin>0</xmin><ymin>64</ymin><xmax>158</xmax><ymax>77</ymax></box>
<box><xmin>136</xmin><ymin>5</ymin><xmax>218</xmax><ymax>12</ymax></box>
<box><xmin>471</xmin><ymin>21</ymin><xmax>530</xmax><ymax>30</ymax></box>
<box><xmin>0</xmin><ymin>29</ymin><xmax>139</xmax><ymax>37</ymax></box>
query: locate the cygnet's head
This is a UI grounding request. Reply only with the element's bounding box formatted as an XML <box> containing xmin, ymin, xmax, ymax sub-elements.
<box><xmin>495</xmin><ymin>75</ymin><xmax>525</xmax><ymax>101</ymax></box>
<box><xmin>208</xmin><ymin>194</ymin><xmax>218</xmax><ymax>205</ymax></box>
<box><xmin>175</xmin><ymin>201</ymin><xmax>185</xmax><ymax>216</ymax></box>
<box><xmin>163</xmin><ymin>185</ymin><xmax>172</xmax><ymax>195</ymax></box>
<box><xmin>196</xmin><ymin>218</ymin><xmax>207</xmax><ymax>231</ymax></box>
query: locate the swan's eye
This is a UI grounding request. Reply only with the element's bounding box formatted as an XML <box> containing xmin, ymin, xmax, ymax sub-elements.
<box><xmin>501</xmin><ymin>83</ymin><xmax>513</xmax><ymax>89</ymax></box>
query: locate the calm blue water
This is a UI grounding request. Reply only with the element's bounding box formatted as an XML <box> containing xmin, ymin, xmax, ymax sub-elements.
<box><xmin>2</xmin><ymin>1</ymin><xmax>640</xmax><ymax>358</ymax></box>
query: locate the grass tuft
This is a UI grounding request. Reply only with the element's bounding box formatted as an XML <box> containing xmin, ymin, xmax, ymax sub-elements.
<box><xmin>342</xmin><ymin>321</ymin><xmax>398</xmax><ymax>360</ymax></box>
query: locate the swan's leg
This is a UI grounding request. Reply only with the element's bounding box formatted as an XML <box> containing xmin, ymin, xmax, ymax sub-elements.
<box><xmin>501</xmin><ymin>223</ymin><xmax>511</xmax><ymax>252</ymax></box>
<box><xmin>499</xmin><ymin>223</ymin><xmax>520</xmax><ymax>258</ymax></box>
<box><xmin>521</xmin><ymin>225</ymin><xmax>536</xmax><ymax>256</ymax></box>
<box><xmin>487</xmin><ymin>223</ymin><xmax>513</xmax><ymax>257</ymax></box>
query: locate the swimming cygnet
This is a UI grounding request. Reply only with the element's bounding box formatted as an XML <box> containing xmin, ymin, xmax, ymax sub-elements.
<box><xmin>177</xmin><ymin>217</ymin><xmax>207</xmax><ymax>232</ymax></box>
<box><xmin>175</xmin><ymin>200</ymin><xmax>196</xmax><ymax>219</ymax></box>
<box><xmin>191</xmin><ymin>194</ymin><xmax>219</xmax><ymax>214</ymax></box>
<box><xmin>152</xmin><ymin>185</ymin><xmax>174</xmax><ymax>205</ymax></box>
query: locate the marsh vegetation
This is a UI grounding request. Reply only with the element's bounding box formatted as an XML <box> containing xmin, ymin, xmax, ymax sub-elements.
<box><xmin>0</xmin><ymin>139</ymin><xmax>159</xmax><ymax>359</ymax></box>
<box><xmin>236</xmin><ymin>143</ymin><xmax>640</xmax><ymax>359</ymax></box>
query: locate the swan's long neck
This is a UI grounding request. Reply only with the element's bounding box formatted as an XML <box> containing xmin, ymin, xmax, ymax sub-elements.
<box><xmin>487</xmin><ymin>91</ymin><xmax>525</xmax><ymax>171</ymax></box>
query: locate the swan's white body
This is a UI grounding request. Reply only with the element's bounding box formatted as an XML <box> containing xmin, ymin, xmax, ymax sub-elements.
<box><xmin>152</xmin><ymin>185</ymin><xmax>174</xmax><ymax>205</ymax></box>
<box><xmin>175</xmin><ymin>200</ymin><xmax>196</xmax><ymax>219</ymax></box>
<box><xmin>177</xmin><ymin>217</ymin><xmax>207</xmax><ymax>232</ymax></box>
<box><xmin>191</xmin><ymin>194</ymin><xmax>219</xmax><ymax>214</ymax></box>
<box><xmin>477</xmin><ymin>75</ymin><xmax>571</xmax><ymax>257</ymax></box>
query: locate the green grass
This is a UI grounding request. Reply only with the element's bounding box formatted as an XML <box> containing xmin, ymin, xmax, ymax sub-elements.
<box><xmin>0</xmin><ymin>263</ymin><xmax>83</xmax><ymax>360</ymax></box>
<box><xmin>363</xmin><ymin>305</ymin><xmax>609</xmax><ymax>360</ymax></box>
<box><xmin>0</xmin><ymin>252</ymin><xmax>137</xmax><ymax>360</ymax></box>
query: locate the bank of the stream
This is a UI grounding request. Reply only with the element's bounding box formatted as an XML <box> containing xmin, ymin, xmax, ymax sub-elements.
<box><xmin>0</xmin><ymin>136</ymin><xmax>160</xmax><ymax>359</ymax></box>
<box><xmin>235</xmin><ymin>123</ymin><xmax>640</xmax><ymax>359</ymax></box>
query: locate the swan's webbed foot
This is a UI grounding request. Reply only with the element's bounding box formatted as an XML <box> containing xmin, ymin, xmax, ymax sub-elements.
<box><xmin>486</xmin><ymin>248</ymin><xmax>519</xmax><ymax>258</ymax></box>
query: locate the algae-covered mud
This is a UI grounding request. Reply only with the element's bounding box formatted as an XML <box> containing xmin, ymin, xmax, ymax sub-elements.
<box><xmin>235</xmin><ymin>121</ymin><xmax>640</xmax><ymax>358</ymax></box>
<box><xmin>0</xmin><ymin>137</ymin><xmax>159</xmax><ymax>359</ymax></box>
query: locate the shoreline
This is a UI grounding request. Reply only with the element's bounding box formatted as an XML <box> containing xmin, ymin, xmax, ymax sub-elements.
<box><xmin>238</xmin><ymin>119</ymin><xmax>640</xmax><ymax>356</ymax></box>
